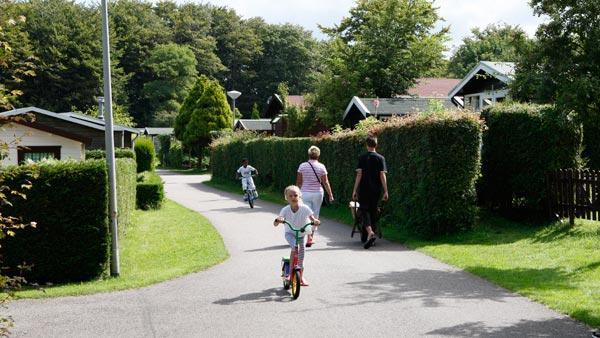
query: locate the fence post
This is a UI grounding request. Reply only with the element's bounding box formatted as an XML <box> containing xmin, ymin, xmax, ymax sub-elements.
<box><xmin>568</xmin><ymin>169</ymin><xmax>575</xmax><ymax>226</ymax></box>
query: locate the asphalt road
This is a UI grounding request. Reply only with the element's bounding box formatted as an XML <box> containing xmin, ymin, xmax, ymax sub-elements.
<box><xmin>4</xmin><ymin>172</ymin><xmax>593</xmax><ymax>337</ymax></box>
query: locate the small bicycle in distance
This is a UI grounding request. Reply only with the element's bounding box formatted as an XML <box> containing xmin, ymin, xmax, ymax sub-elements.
<box><xmin>239</xmin><ymin>173</ymin><xmax>258</xmax><ymax>208</ymax></box>
<box><xmin>279</xmin><ymin>220</ymin><xmax>313</xmax><ymax>299</ymax></box>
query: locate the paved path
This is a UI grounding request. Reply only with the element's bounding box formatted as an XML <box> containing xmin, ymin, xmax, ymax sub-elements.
<box><xmin>5</xmin><ymin>172</ymin><xmax>592</xmax><ymax>337</ymax></box>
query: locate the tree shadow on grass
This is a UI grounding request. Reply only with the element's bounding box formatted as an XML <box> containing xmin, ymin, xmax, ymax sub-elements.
<box><xmin>213</xmin><ymin>287</ymin><xmax>292</xmax><ymax>305</ymax></box>
<box><xmin>426</xmin><ymin>318</ymin><xmax>591</xmax><ymax>337</ymax></box>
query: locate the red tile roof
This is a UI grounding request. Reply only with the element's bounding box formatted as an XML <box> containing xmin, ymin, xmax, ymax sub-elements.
<box><xmin>287</xmin><ymin>95</ymin><xmax>306</xmax><ymax>107</ymax></box>
<box><xmin>407</xmin><ymin>78</ymin><xmax>461</xmax><ymax>98</ymax></box>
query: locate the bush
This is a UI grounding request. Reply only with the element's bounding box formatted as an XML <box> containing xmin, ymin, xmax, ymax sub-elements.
<box><xmin>115</xmin><ymin>158</ymin><xmax>137</xmax><ymax>233</ymax></box>
<box><xmin>479</xmin><ymin>103</ymin><xmax>582</xmax><ymax>215</ymax></box>
<box><xmin>0</xmin><ymin>160</ymin><xmax>110</xmax><ymax>283</ymax></box>
<box><xmin>85</xmin><ymin>148</ymin><xmax>136</xmax><ymax>160</ymax></box>
<box><xmin>158</xmin><ymin>136</ymin><xmax>184</xmax><ymax>168</ymax></box>
<box><xmin>134</xmin><ymin>137</ymin><xmax>155</xmax><ymax>173</ymax></box>
<box><xmin>136</xmin><ymin>171</ymin><xmax>164</xmax><ymax>210</ymax></box>
<box><xmin>211</xmin><ymin>112</ymin><xmax>482</xmax><ymax>238</ymax></box>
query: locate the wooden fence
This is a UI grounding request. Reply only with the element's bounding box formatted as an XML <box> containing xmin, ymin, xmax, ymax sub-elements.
<box><xmin>547</xmin><ymin>169</ymin><xmax>600</xmax><ymax>225</ymax></box>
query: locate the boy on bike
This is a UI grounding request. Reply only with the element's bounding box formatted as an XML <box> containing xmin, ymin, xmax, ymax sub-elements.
<box><xmin>236</xmin><ymin>158</ymin><xmax>258</xmax><ymax>199</ymax></box>
<box><xmin>352</xmin><ymin>135</ymin><xmax>388</xmax><ymax>249</ymax></box>
<box><xmin>274</xmin><ymin>185</ymin><xmax>320</xmax><ymax>286</ymax></box>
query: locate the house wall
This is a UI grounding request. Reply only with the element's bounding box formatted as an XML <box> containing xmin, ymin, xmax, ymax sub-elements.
<box><xmin>0</xmin><ymin>123</ymin><xmax>84</xmax><ymax>165</ymax></box>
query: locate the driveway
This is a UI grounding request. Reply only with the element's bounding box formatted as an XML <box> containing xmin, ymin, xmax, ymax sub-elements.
<box><xmin>4</xmin><ymin>172</ymin><xmax>592</xmax><ymax>337</ymax></box>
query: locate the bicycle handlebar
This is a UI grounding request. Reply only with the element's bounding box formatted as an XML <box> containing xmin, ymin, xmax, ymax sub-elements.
<box><xmin>280</xmin><ymin>220</ymin><xmax>314</xmax><ymax>233</ymax></box>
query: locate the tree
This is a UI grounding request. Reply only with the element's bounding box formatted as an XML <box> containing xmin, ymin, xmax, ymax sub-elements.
<box><xmin>175</xmin><ymin>75</ymin><xmax>230</xmax><ymax>162</ymax></box>
<box><xmin>321</xmin><ymin>0</ymin><xmax>448</xmax><ymax>98</ymax></box>
<box><xmin>510</xmin><ymin>0</ymin><xmax>600</xmax><ymax>167</ymax></box>
<box><xmin>82</xmin><ymin>104</ymin><xmax>135</xmax><ymax>127</ymax></box>
<box><xmin>250</xmin><ymin>103</ymin><xmax>260</xmax><ymax>119</ymax></box>
<box><xmin>0</xmin><ymin>11</ymin><xmax>36</xmax><ymax>110</ymax></box>
<box><xmin>448</xmin><ymin>24</ymin><xmax>532</xmax><ymax>78</ymax></box>
<box><xmin>143</xmin><ymin>43</ymin><xmax>198</xmax><ymax>126</ymax></box>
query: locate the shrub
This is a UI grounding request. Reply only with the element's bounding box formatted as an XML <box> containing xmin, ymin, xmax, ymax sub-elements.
<box><xmin>134</xmin><ymin>137</ymin><xmax>155</xmax><ymax>173</ymax></box>
<box><xmin>136</xmin><ymin>171</ymin><xmax>164</xmax><ymax>210</ymax></box>
<box><xmin>115</xmin><ymin>158</ymin><xmax>137</xmax><ymax>233</ymax></box>
<box><xmin>0</xmin><ymin>160</ymin><xmax>109</xmax><ymax>283</ymax></box>
<box><xmin>85</xmin><ymin>148</ymin><xmax>136</xmax><ymax>160</ymax></box>
<box><xmin>479</xmin><ymin>102</ymin><xmax>582</xmax><ymax>215</ymax></box>
<box><xmin>211</xmin><ymin>113</ymin><xmax>482</xmax><ymax>238</ymax></box>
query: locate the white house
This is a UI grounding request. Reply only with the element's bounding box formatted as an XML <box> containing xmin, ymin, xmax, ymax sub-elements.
<box><xmin>448</xmin><ymin>61</ymin><xmax>515</xmax><ymax>111</ymax></box>
<box><xmin>0</xmin><ymin>116</ymin><xmax>88</xmax><ymax>165</ymax></box>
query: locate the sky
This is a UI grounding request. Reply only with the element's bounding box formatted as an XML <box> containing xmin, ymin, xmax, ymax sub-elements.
<box><xmin>199</xmin><ymin>0</ymin><xmax>547</xmax><ymax>54</ymax></box>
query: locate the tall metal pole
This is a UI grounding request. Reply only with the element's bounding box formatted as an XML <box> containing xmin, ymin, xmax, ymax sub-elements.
<box><xmin>101</xmin><ymin>0</ymin><xmax>120</xmax><ymax>276</ymax></box>
<box><xmin>232</xmin><ymin>99</ymin><xmax>236</xmax><ymax>129</ymax></box>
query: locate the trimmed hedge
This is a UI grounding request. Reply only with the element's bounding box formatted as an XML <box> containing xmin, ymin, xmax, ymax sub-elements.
<box><xmin>85</xmin><ymin>148</ymin><xmax>136</xmax><ymax>160</ymax></box>
<box><xmin>116</xmin><ymin>158</ymin><xmax>137</xmax><ymax>233</ymax></box>
<box><xmin>211</xmin><ymin>113</ymin><xmax>482</xmax><ymax>238</ymax></box>
<box><xmin>0</xmin><ymin>160</ymin><xmax>109</xmax><ymax>283</ymax></box>
<box><xmin>479</xmin><ymin>103</ymin><xmax>582</xmax><ymax>214</ymax></box>
<box><xmin>136</xmin><ymin>171</ymin><xmax>164</xmax><ymax>210</ymax></box>
<box><xmin>134</xmin><ymin>137</ymin><xmax>156</xmax><ymax>173</ymax></box>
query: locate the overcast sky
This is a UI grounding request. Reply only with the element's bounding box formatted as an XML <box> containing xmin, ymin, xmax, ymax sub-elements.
<box><xmin>200</xmin><ymin>0</ymin><xmax>547</xmax><ymax>53</ymax></box>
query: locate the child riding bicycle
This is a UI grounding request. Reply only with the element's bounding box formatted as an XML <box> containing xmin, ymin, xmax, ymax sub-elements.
<box><xmin>236</xmin><ymin>158</ymin><xmax>258</xmax><ymax>200</ymax></box>
<box><xmin>274</xmin><ymin>185</ymin><xmax>320</xmax><ymax>286</ymax></box>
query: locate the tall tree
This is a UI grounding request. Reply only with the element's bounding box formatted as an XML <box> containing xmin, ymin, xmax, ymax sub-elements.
<box><xmin>0</xmin><ymin>11</ymin><xmax>36</xmax><ymax>110</ymax></box>
<box><xmin>209</xmin><ymin>7</ymin><xmax>262</xmax><ymax>114</ymax></box>
<box><xmin>175</xmin><ymin>75</ymin><xmax>231</xmax><ymax>160</ymax></box>
<box><xmin>511</xmin><ymin>0</ymin><xmax>600</xmax><ymax>167</ymax></box>
<box><xmin>448</xmin><ymin>24</ymin><xmax>532</xmax><ymax>78</ymax></box>
<box><xmin>13</xmin><ymin>0</ymin><xmax>103</xmax><ymax>112</ymax></box>
<box><xmin>247</xmin><ymin>19</ymin><xmax>319</xmax><ymax>110</ymax></box>
<box><xmin>110</xmin><ymin>0</ymin><xmax>171</xmax><ymax>125</ymax></box>
<box><xmin>143</xmin><ymin>43</ymin><xmax>197</xmax><ymax>126</ymax></box>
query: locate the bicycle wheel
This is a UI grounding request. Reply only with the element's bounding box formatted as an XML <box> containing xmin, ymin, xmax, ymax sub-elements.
<box><xmin>246</xmin><ymin>191</ymin><xmax>254</xmax><ymax>208</ymax></box>
<box><xmin>291</xmin><ymin>269</ymin><xmax>301</xmax><ymax>299</ymax></box>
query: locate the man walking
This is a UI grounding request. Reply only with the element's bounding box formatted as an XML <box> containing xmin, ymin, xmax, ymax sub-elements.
<box><xmin>352</xmin><ymin>135</ymin><xmax>389</xmax><ymax>249</ymax></box>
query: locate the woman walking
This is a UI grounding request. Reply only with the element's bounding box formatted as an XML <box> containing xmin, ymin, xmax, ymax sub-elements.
<box><xmin>296</xmin><ymin>145</ymin><xmax>334</xmax><ymax>246</ymax></box>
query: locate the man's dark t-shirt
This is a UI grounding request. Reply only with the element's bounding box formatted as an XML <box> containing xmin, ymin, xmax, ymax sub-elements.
<box><xmin>356</xmin><ymin>151</ymin><xmax>387</xmax><ymax>209</ymax></box>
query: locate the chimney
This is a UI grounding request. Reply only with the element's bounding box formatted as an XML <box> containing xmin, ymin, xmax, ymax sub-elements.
<box><xmin>97</xmin><ymin>96</ymin><xmax>105</xmax><ymax>120</ymax></box>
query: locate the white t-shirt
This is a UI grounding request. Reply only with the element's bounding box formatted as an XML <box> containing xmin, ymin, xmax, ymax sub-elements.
<box><xmin>278</xmin><ymin>204</ymin><xmax>313</xmax><ymax>236</ymax></box>
<box><xmin>237</xmin><ymin>165</ymin><xmax>256</xmax><ymax>178</ymax></box>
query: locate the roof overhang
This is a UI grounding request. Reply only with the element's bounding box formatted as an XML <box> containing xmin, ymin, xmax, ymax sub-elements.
<box><xmin>9</xmin><ymin>120</ymin><xmax>92</xmax><ymax>145</ymax></box>
<box><xmin>448</xmin><ymin>62</ymin><xmax>513</xmax><ymax>99</ymax></box>
<box><xmin>343</xmin><ymin>96</ymin><xmax>370</xmax><ymax>120</ymax></box>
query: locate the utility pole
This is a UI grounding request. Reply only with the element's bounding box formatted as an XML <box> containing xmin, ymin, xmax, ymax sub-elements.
<box><xmin>101</xmin><ymin>0</ymin><xmax>120</xmax><ymax>276</ymax></box>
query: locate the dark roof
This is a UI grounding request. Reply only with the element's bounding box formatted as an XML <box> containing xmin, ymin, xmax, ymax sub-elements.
<box><xmin>234</xmin><ymin>119</ymin><xmax>273</xmax><ymax>131</ymax></box>
<box><xmin>143</xmin><ymin>127</ymin><xmax>174</xmax><ymax>136</ymax></box>
<box><xmin>343</xmin><ymin>96</ymin><xmax>455</xmax><ymax>120</ymax></box>
<box><xmin>408</xmin><ymin>78</ymin><xmax>460</xmax><ymax>98</ymax></box>
<box><xmin>448</xmin><ymin>61</ymin><xmax>515</xmax><ymax>98</ymax></box>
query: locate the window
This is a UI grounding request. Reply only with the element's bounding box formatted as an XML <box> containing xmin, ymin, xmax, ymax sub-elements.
<box><xmin>17</xmin><ymin>146</ymin><xmax>61</xmax><ymax>164</ymax></box>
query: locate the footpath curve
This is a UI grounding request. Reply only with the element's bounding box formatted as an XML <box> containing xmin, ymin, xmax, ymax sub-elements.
<box><xmin>5</xmin><ymin>172</ymin><xmax>591</xmax><ymax>337</ymax></box>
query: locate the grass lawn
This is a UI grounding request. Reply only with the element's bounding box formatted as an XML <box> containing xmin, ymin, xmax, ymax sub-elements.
<box><xmin>206</xmin><ymin>177</ymin><xmax>600</xmax><ymax>328</ymax></box>
<box><xmin>15</xmin><ymin>199</ymin><xmax>228</xmax><ymax>299</ymax></box>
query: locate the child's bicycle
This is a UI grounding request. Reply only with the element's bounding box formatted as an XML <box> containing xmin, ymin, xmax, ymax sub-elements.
<box><xmin>280</xmin><ymin>220</ymin><xmax>314</xmax><ymax>299</ymax></box>
<box><xmin>349</xmin><ymin>200</ymin><xmax>384</xmax><ymax>243</ymax></box>
<box><xmin>240</xmin><ymin>175</ymin><xmax>258</xmax><ymax>208</ymax></box>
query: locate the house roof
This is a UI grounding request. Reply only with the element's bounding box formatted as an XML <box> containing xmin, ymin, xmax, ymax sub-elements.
<box><xmin>143</xmin><ymin>127</ymin><xmax>174</xmax><ymax>136</ymax></box>
<box><xmin>8</xmin><ymin>119</ymin><xmax>92</xmax><ymax>144</ymax></box>
<box><xmin>407</xmin><ymin>78</ymin><xmax>461</xmax><ymax>98</ymax></box>
<box><xmin>448</xmin><ymin>61</ymin><xmax>515</xmax><ymax>98</ymax></box>
<box><xmin>234</xmin><ymin>119</ymin><xmax>273</xmax><ymax>131</ymax></box>
<box><xmin>0</xmin><ymin>107</ymin><xmax>140</xmax><ymax>134</ymax></box>
<box><xmin>343</xmin><ymin>96</ymin><xmax>455</xmax><ymax>120</ymax></box>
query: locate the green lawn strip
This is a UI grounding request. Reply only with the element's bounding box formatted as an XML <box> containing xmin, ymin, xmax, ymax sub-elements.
<box><xmin>15</xmin><ymin>199</ymin><xmax>228</xmax><ymax>299</ymax></box>
<box><xmin>206</xmin><ymin>177</ymin><xmax>600</xmax><ymax>328</ymax></box>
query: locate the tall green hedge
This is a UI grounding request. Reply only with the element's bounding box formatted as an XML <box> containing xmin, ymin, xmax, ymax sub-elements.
<box><xmin>0</xmin><ymin>161</ymin><xmax>109</xmax><ymax>283</ymax></box>
<box><xmin>134</xmin><ymin>137</ymin><xmax>155</xmax><ymax>173</ymax></box>
<box><xmin>85</xmin><ymin>148</ymin><xmax>136</xmax><ymax>160</ymax></box>
<box><xmin>116</xmin><ymin>158</ymin><xmax>137</xmax><ymax>233</ymax></box>
<box><xmin>136</xmin><ymin>171</ymin><xmax>164</xmax><ymax>210</ymax></box>
<box><xmin>211</xmin><ymin>113</ymin><xmax>482</xmax><ymax>238</ymax></box>
<box><xmin>479</xmin><ymin>103</ymin><xmax>582</xmax><ymax>214</ymax></box>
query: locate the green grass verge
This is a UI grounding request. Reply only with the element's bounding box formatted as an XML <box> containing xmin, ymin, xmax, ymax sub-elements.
<box><xmin>14</xmin><ymin>199</ymin><xmax>228</xmax><ymax>299</ymax></box>
<box><xmin>206</xmin><ymin>177</ymin><xmax>600</xmax><ymax>328</ymax></box>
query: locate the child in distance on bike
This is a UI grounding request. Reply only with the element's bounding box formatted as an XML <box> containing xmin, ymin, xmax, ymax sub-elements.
<box><xmin>236</xmin><ymin>158</ymin><xmax>258</xmax><ymax>199</ymax></box>
<box><xmin>274</xmin><ymin>185</ymin><xmax>320</xmax><ymax>286</ymax></box>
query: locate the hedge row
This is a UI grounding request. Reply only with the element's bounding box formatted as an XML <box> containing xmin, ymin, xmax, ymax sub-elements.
<box><xmin>134</xmin><ymin>137</ymin><xmax>156</xmax><ymax>173</ymax></box>
<box><xmin>479</xmin><ymin>103</ymin><xmax>582</xmax><ymax>214</ymax></box>
<box><xmin>0</xmin><ymin>158</ymin><xmax>137</xmax><ymax>283</ymax></box>
<box><xmin>136</xmin><ymin>171</ymin><xmax>164</xmax><ymax>210</ymax></box>
<box><xmin>1</xmin><ymin>160</ymin><xmax>110</xmax><ymax>283</ymax></box>
<box><xmin>85</xmin><ymin>148</ymin><xmax>136</xmax><ymax>160</ymax></box>
<box><xmin>211</xmin><ymin>113</ymin><xmax>482</xmax><ymax>238</ymax></box>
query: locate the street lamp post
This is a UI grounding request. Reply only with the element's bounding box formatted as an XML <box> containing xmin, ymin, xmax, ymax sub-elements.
<box><xmin>227</xmin><ymin>90</ymin><xmax>241</xmax><ymax>129</ymax></box>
